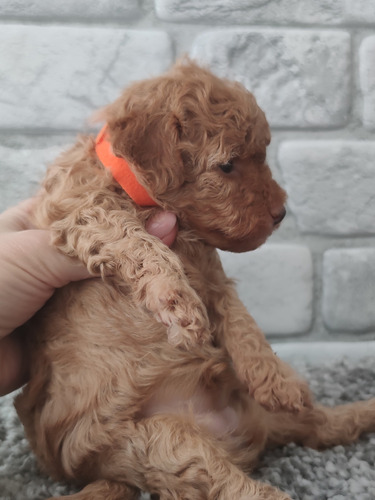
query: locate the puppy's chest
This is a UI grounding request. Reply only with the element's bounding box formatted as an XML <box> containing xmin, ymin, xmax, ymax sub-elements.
<box><xmin>175</xmin><ymin>246</ymin><xmax>225</xmax><ymax>308</ymax></box>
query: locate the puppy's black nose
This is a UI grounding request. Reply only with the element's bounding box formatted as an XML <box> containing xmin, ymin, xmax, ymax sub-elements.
<box><xmin>273</xmin><ymin>207</ymin><xmax>286</xmax><ymax>225</ymax></box>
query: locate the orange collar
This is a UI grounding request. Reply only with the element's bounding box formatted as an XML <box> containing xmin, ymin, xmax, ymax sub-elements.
<box><xmin>95</xmin><ymin>125</ymin><xmax>157</xmax><ymax>207</ymax></box>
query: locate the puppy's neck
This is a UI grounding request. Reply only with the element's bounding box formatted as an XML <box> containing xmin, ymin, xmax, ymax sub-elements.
<box><xmin>95</xmin><ymin>125</ymin><xmax>157</xmax><ymax>207</ymax></box>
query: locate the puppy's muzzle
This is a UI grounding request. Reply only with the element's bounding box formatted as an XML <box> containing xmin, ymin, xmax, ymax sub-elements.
<box><xmin>272</xmin><ymin>207</ymin><xmax>286</xmax><ymax>226</ymax></box>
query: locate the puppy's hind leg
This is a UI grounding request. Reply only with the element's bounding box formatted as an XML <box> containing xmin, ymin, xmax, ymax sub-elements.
<box><xmin>49</xmin><ymin>479</ymin><xmax>139</xmax><ymax>500</ymax></box>
<box><xmin>101</xmin><ymin>415</ymin><xmax>291</xmax><ymax>500</ymax></box>
<box><xmin>265</xmin><ymin>398</ymin><xmax>375</xmax><ymax>449</ymax></box>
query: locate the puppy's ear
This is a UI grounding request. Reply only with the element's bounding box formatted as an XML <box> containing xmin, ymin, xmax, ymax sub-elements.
<box><xmin>101</xmin><ymin>80</ymin><xmax>185</xmax><ymax>197</ymax></box>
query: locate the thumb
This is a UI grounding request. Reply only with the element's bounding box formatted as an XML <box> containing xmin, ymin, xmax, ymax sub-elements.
<box><xmin>21</xmin><ymin>230</ymin><xmax>92</xmax><ymax>287</ymax></box>
<box><xmin>0</xmin><ymin>230</ymin><xmax>91</xmax><ymax>337</ymax></box>
<box><xmin>146</xmin><ymin>211</ymin><xmax>178</xmax><ymax>247</ymax></box>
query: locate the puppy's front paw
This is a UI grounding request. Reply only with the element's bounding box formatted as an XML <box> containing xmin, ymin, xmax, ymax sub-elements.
<box><xmin>166</xmin><ymin>322</ymin><xmax>211</xmax><ymax>349</ymax></box>
<box><xmin>252</xmin><ymin>374</ymin><xmax>313</xmax><ymax>413</ymax></box>
<box><xmin>152</xmin><ymin>286</ymin><xmax>212</xmax><ymax>349</ymax></box>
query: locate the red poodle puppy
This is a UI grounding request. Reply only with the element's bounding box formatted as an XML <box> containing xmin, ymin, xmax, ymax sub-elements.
<box><xmin>15</xmin><ymin>60</ymin><xmax>375</xmax><ymax>499</ymax></box>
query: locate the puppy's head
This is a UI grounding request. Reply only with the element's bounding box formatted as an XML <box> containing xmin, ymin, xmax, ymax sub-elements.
<box><xmin>102</xmin><ymin>60</ymin><xmax>286</xmax><ymax>252</ymax></box>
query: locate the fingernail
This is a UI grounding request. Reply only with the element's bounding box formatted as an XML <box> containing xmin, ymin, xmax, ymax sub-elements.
<box><xmin>147</xmin><ymin>211</ymin><xmax>177</xmax><ymax>234</ymax></box>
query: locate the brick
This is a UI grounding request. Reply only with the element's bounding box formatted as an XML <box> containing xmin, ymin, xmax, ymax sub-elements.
<box><xmin>278</xmin><ymin>141</ymin><xmax>375</xmax><ymax>235</ymax></box>
<box><xmin>323</xmin><ymin>248</ymin><xmax>375</xmax><ymax>331</ymax></box>
<box><xmin>0</xmin><ymin>140</ymin><xmax>67</xmax><ymax>212</ymax></box>
<box><xmin>271</xmin><ymin>341</ymin><xmax>375</xmax><ymax>367</ymax></box>
<box><xmin>190</xmin><ymin>29</ymin><xmax>350</xmax><ymax>128</ymax></box>
<box><xmin>219</xmin><ymin>244</ymin><xmax>313</xmax><ymax>335</ymax></box>
<box><xmin>0</xmin><ymin>0</ymin><xmax>140</xmax><ymax>20</ymax></box>
<box><xmin>344</xmin><ymin>0</ymin><xmax>375</xmax><ymax>24</ymax></box>
<box><xmin>359</xmin><ymin>36</ymin><xmax>375</xmax><ymax>130</ymax></box>
<box><xmin>0</xmin><ymin>25</ymin><xmax>173</xmax><ymax>130</ymax></box>
<box><xmin>156</xmin><ymin>0</ymin><xmax>344</xmax><ymax>25</ymax></box>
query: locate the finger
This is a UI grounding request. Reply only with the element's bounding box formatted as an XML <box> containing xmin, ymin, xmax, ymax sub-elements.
<box><xmin>146</xmin><ymin>211</ymin><xmax>178</xmax><ymax>247</ymax></box>
<box><xmin>0</xmin><ymin>331</ymin><xmax>29</xmax><ymax>396</ymax></box>
<box><xmin>26</xmin><ymin>230</ymin><xmax>93</xmax><ymax>286</ymax></box>
<box><xmin>0</xmin><ymin>198</ymin><xmax>37</xmax><ymax>233</ymax></box>
<box><xmin>5</xmin><ymin>229</ymin><xmax>91</xmax><ymax>286</ymax></box>
<box><xmin>0</xmin><ymin>230</ymin><xmax>91</xmax><ymax>338</ymax></box>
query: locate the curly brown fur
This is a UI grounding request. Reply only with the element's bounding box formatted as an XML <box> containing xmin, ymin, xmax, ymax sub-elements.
<box><xmin>14</xmin><ymin>60</ymin><xmax>375</xmax><ymax>500</ymax></box>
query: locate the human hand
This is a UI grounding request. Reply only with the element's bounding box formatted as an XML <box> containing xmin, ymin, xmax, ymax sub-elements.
<box><xmin>0</xmin><ymin>199</ymin><xmax>177</xmax><ymax>396</ymax></box>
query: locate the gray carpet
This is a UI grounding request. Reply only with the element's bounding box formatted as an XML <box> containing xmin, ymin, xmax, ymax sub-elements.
<box><xmin>1</xmin><ymin>357</ymin><xmax>375</xmax><ymax>500</ymax></box>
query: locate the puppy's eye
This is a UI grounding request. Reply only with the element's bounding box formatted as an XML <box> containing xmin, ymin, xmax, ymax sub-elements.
<box><xmin>219</xmin><ymin>161</ymin><xmax>234</xmax><ymax>174</ymax></box>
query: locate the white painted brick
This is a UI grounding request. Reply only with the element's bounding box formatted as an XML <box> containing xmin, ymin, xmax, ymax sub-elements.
<box><xmin>323</xmin><ymin>248</ymin><xmax>375</xmax><ymax>332</ymax></box>
<box><xmin>156</xmin><ymin>0</ymin><xmax>344</xmax><ymax>25</ymax></box>
<box><xmin>0</xmin><ymin>25</ymin><xmax>173</xmax><ymax>130</ymax></box>
<box><xmin>344</xmin><ymin>0</ymin><xmax>375</xmax><ymax>23</ymax></box>
<box><xmin>359</xmin><ymin>36</ymin><xmax>375</xmax><ymax>130</ymax></box>
<box><xmin>278</xmin><ymin>141</ymin><xmax>375</xmax><ymax>235</ymax></box>
<box><xmin>219</xmin><ymin>245</ymin><xmax>313</xmax><ymax>336</ymax></box>
<box><xmin>190</xmin><ymin>29</ymin><xmax>350</xmax><ymax>128</ymax></box>
<box><xmin>0</xmin><ymin>142</ymin><xmax>64</xmax><ymax>212</ymax></box>
<box><xmin>0</xmin><ymin>0</ymin><xmax>140</xmax><ymax>19</ymax></box>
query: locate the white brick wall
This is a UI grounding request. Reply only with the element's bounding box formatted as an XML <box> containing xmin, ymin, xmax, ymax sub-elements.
<box><xmin>0</xmin><ymin>25</ymin><xmax>173</xmax><ymax>129</ymax></box>
<box><xmin>323</xmin><ymin>249</ymin><xmax>375</xmax><ymax>332</ymax></box>
<box><xmin>219</xmin><ymin>245</ymin><xmax>313</xmax><ymax>335</ymax></box>
<box><xmin>191</xmin><ymin>30</ymin><xmax>351</xmax><ymax>128</ymax></box>
<box><xmin>0</xmin><ymin>0</ymin><xmax>141</xmax><ymax>19</ymax></box>
<box><xmin>359</xmin><ymin>36</ymin><xmax>375</xmax><ymax>130</ymax></box>
<box><xmin>278</xmin><ymin>142</ymin><xmax>375</xmax><ymax>235</ymax></box>
<box><xmin>1</xmin><ymin>0</ymin><xmax>375</xmax><ymax>342</ymax></box>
